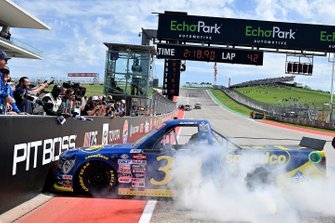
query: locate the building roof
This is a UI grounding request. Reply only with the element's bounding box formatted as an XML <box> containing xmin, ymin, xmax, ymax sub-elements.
<box><xmin>0</xmin><ymin>0</ymin><xmax>50</xmax><ymax>30</ymax></box>
<box><xmin>0</xmin><ymin>38</ymin><xmax>43</xmax><ymax>59</ymax></box>
<box><xmin>104</xmin><ymin>43</ymin><xmax>157</xmax><ymax>55</ymax></box>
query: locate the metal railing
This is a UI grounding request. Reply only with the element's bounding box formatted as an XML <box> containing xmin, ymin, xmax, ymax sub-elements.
<box><xmin>0</xmin><ymin>36</ymin><xmax>43</xmax><ymax>57</ymax></box>
<box><xmin>213</xmin><ymin>85</ymin><xmax>335</xmax><ymax>130</ymax></box>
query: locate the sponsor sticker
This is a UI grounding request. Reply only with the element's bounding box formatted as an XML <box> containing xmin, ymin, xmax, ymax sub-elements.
<box><xmin>118</xmin><ymin>159</ymin><xmax>132</xmax><ymax>164</ymax></box>
<box><xmin>118</xmin><ymin>164</ymin><xmax>131</xmax><ymax>174</ymax></box>
<box><xmin>132</xmin><ymin>178</ymin><xmax>145</xmax><ymax>183</ymax></box>
<box><xmin>118</xmin><ymin>173</ymin><xmax>132</xmax><ymax>177</ymax></box>
<box><xmin>120</xmin><ymin>154</ymin><xmax>129</xmax><ymax>159</ymax></box>
<box><xmin>62</xmin><ymin>175</ymin><xmax>73</xmax><ymax>180</ymax></box>
<box><xmin>118</xmin><ymin>176</ymin><xmax>132</xmax><ymax>183</ymax></box>
<box><xmin>62</xmin><ymin>160</ymin><xmax>75</xmax><ymax>174</ymax></box>
<box><xmin>131</xmin><ymin>160</ymin><xmax>147</xmax><ymax>164</ymax></box>
<box><xmin>135</xmin><ymin>173</ymin><xmax>145</xmax><ymax>178</ymax></box>
<box><xmin>132</xmin><ymin>164</ymin><xmax>146</xmax><ymax>169</ymax></box>
<box><xmin>132</xmin><ymin>165</ymin><xmax>145</xmax><ymax>173</ymax></box>
<box><xmin>132</xmin><ymin>182</ymin><xmax>145</xmax><ymax>188</ymax></box>
<box><xmin>132</xmin><ymin>154</ymin><xmax>147</xmax><ymax>160</ymax></box>
<box><xmin>130</xmin><ymin>149</ymin><xmax>142</xmax><ymax>154</ymax></box>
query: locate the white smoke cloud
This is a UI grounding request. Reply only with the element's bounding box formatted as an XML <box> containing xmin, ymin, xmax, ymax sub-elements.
<box><xmin>171</xmin><ymin>144</ymin><xmax>335</xmax><ymax>223</ymax></box>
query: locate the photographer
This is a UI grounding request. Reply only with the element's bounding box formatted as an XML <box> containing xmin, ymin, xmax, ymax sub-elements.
<box><xmin>36</xmin><ymin>85</ymin><xmax>63</xmax><ymax>116</ymax></box>
<box><xmin>14</xmin><ymin>77</ymin><xmax>51</xmax><ymax>114</ymax></box>
<box><xmin>82</xmin><ymin>96</ymin><xmax>106</xmax><ymax>116</ymax></box>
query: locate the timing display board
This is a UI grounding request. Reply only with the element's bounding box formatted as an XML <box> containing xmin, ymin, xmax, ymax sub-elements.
<box><xmin>157</xmin><ymin>44</ymin><xmax>263</xmax><ymax>65</ymax></box>
<box><xmin>162</xmin><ymin>59</ymin><xmax>181</xmax><ymax>96</ymax></box>
<box><xmin>158</xmin><ymin>13</ymin><xmax>335</xmax><ymax>53</ymax></box>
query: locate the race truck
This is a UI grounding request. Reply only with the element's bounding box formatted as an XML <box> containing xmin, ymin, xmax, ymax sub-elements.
<box><xmin>54</xmin><ymin>119</ymin><xmax>334</xmax><ymax>197</ymax></box>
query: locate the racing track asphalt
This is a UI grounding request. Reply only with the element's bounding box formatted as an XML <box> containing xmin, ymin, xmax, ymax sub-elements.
<box><xmin>150</xmin><ymin>88</ymin><xmax>335</xmax><ymax>223</ymax></box>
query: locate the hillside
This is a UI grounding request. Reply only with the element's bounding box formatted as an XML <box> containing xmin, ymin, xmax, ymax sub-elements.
<box><xmin>235</xmin><ymin>85</ymin><xmax>331</xmax><ymax>108</ymax></box>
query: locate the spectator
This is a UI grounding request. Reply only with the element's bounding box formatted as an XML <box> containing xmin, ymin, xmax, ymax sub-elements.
<box><xmin>114</xmin><ymin>101</ymin><xmax>125</xmax><ymax>117</ymax></box>
<box><xmin>106</xmin><ymin>103</ymin><xmax>115</xmax><ymax>118</ymax></box>
<box><xmin>82</xmin><ymin>96</ymin><xmax>105</xmax><ymax>116</ymax></box>
<box><xmin>0</xmin><ymin>26</ymin><xmax>11</xmax><ymax>41</ymax></box>
<box><xmin>14</xmin><ymin>77</ymin><xmax>49</xmax><ymax>114</ymax></box>
<box><xmin>0</xmin><ymin>66</ymin><xmax>20</xmax><ymax>114</ymax></box>
<box><xmin>61</xmin><ymin>88</ymin><xmax>75</xmax><ymax>117</ymax></box>
<box><xmin>0</xmin><ymin>51</ymin><xmax>14</xmax><ymax>114</ymax></box>
<box><xmin>37</xmin><ymin>85</ymin><xmax>63</xmax><ymax>116</ymax></box>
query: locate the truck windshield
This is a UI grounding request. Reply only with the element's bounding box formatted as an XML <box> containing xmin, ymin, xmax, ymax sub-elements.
<box><xmin>132</xmin><ymin>123</ymin><xmax>166</xmax><ymax>147</ymax></box>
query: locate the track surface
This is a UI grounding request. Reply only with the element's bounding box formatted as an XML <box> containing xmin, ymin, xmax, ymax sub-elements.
<box><xmin>4</xmin><ymin>88</ymin><xmax>335</xmax><ymax>223</ymax></box>
<box><xmin>151</xmin><ymin>88</ymin><xmax>335</xmax><ymax>223</ymax></box>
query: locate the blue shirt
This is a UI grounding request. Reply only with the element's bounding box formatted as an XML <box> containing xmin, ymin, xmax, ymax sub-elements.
<box><xmin>0</xmin><ymin>71</ymin><xmax>20</xmax><ymax>114</ymax></box>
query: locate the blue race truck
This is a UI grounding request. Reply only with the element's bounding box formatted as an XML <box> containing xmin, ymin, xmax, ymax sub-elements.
<box><xmin>54</xmin><ymin>119</ymin><xmax>333</xmax><ymax>197</ymax></box>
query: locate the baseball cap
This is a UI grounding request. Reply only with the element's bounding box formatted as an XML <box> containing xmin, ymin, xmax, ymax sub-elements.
<box><xmin>1</xmin><ymin>65</ymin><xmax>10</xmax><ymax>73</ymax></box>
<box><xmin>0</xmin><ymin>50</ymin><xmax>11</xmax><ymax>60</ymax></box>
<box><xmin>92</xmin><ymin>96</ymin><xmax>99</xmax><ymax>101</ymax></box>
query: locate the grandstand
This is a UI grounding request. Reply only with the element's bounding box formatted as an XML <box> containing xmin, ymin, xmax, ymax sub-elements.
<box><xmin>0</xmin><ymin>0</ymin><xmax>49</xmax><ymax>59</ymax></box>
<box><xmin>229</xmin><ymin>76</ymin><xmax>295</xmax><ymax>88</ymax></box>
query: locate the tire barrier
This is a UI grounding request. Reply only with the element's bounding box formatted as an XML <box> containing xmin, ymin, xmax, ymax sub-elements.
<box><xmin>0</xmin><ymin>111</ymin><xmax>177</xmax><ymax>214</ymax></box>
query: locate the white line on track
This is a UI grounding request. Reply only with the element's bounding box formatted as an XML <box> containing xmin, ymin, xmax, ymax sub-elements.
<box><xmin>138</xmin><ymin>200</ymin><xmax>157</xmax><ymax>223</ymax></box>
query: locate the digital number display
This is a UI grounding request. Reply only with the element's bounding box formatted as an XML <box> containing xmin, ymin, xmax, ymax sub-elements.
<box><xmin>156</xmin><ymin>44</ymin><xmax>263</xmax><ymax>65</ymax></box>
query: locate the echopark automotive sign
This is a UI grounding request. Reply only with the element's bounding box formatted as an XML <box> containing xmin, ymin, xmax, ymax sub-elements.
<box><xmin>157</xmin><ymin>13</ymin><xmax>335</xmax><ymax>53</ymax></box>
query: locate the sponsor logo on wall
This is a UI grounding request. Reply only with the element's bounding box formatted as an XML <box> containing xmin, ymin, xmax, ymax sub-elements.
<box><xmin>12</xmin><ymin>135</ymin><xmax>77</xmax><ymax>176</ymax></box>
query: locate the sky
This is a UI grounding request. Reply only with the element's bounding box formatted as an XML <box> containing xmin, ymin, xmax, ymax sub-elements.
<box><xmin>7</xmin><ymin>0</ymin><xmax>335</xmax><ymax>92</ymax></box>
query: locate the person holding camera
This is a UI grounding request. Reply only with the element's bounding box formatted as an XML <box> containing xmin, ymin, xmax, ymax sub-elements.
<box><xmin>33</xmin><ymin>85</ymin><xmax>63</xmax><ymax>116</ymax></box>
<box><xmin>14</xmin><ymin>77</ymin><xmax>50</xmax><ymax>114</ymax></box>
<box><xmin>82</xmin><ymin>96</ymin><xmax>106</xmax><ymax>116</ymax></box>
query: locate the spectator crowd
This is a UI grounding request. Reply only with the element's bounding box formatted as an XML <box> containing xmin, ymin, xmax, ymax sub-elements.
<box><xmin>0</xmin><ymin>50</ymin><xmax>127</xmax><ymax>119</ymax></box>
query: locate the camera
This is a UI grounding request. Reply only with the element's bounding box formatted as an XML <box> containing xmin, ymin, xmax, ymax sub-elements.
<box><xmin>62</xmin><ymin>81</ymin><xmax>86</xmax><ymax>100</ymax></box>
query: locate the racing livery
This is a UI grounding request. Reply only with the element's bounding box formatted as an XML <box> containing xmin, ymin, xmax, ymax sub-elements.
<box><xmin>54</xmin><ymin>119</ymin><xmax>331</xmax><ymax>197</ymax></box>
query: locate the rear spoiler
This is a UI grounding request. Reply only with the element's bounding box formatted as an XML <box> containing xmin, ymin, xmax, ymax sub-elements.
<box><xmin>299</xmin><ymin>137</ymin><xmax>326</xmax><ymax>151</ymax></box>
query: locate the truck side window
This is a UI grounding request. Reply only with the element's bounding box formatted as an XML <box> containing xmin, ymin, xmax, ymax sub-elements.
<box><xmin>154</xmin><ymin>128</ymin><xmax>178</xmax><ymax>150</ymax></box>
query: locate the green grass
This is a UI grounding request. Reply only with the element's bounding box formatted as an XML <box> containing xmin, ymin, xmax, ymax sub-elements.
<box><xmin>211</xmin><ymin>89</ymin><xmax>334</xmax><ymax>133</ymax></box>
<box><xmin>83</xmin><ymin>85</ymin><xmax>104</xmax><ymax>97</ymax></box>
<box><xmin>45</xmin><ymin>84</ymin><xmax>104</xmax><ymax>97</ymax></box>
<box><xmin>211</xmin><ymin>89</ymin><xmax>251</xmax><ymax>116</ymax></box>
<box><xmin>235</xmin><ymin>86</ymin><xmax>332</xmax><ymax>108</ymax></box>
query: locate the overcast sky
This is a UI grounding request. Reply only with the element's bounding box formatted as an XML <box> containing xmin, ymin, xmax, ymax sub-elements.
<box><xmin>8</xmin><ymin>0</ymin><xmax>335</xmax><ymax>91</ymax></box>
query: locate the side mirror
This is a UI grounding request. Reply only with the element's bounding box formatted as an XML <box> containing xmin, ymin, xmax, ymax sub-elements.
<box><xmin>332</xmin><ymin>138</ymin><xmax>335</xmax><ymax>149</ymax></box>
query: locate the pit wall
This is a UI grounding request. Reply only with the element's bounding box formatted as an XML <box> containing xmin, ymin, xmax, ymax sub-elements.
<box><xmin>0</xmin><ymin>111</ymin><xmax>177</xmax><ymax>214</ymax></box>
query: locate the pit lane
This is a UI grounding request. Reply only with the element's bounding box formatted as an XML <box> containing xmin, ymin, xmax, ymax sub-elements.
<box><xmin>2</xmin><ymin>88</ymin><xmax>335</xmax><ymax>223</ymax></box>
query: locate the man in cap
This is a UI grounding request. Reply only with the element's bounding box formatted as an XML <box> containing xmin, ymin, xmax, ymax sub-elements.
<box><xmin>0</xmin><ymin>50</ymin><xmax>15</xmax><ymax>114</ymax></box>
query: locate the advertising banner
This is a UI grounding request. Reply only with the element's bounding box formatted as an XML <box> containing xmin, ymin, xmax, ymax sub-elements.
<box><xmin>158</xmin><ymin>13</ymin><xmax>335</xmax><ymax>52</ymax></box>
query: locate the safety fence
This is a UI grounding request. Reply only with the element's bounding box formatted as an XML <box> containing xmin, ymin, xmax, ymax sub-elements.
<box><xmin>213</xmin><ymin>85</ymin><xmax>335</xmax><ymax>130</ymax></box>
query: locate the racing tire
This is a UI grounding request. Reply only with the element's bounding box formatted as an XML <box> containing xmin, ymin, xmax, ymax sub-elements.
<box><xmin>75</xmin><ymin>161</ymin><xmax>117</xmax><ymax>197</ymax></box>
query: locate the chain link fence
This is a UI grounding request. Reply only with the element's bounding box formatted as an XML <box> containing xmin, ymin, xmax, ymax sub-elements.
<box><xmin>213</xmin><ymin>86</ymin><xmax>335</xmax><ymax>130</ymax></box>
